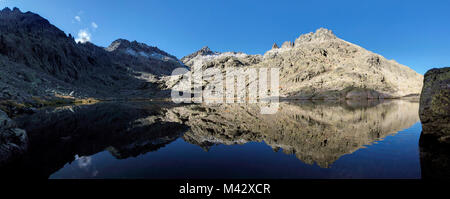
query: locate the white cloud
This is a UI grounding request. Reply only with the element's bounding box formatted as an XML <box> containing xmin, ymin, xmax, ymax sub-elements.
<box><xmin>74</xmin><ymin>15</ymin><xmax>81</xmax><ymax>22</ymax></box>
<box><xmin>75</xmin><ymin>29</ymin><xmax>91</xmax><ymax>43</ymax></box>
<box><xmin>91</xmin><ymin>22</ymin><xmax>98</xmax><ymax>29</ymax></box>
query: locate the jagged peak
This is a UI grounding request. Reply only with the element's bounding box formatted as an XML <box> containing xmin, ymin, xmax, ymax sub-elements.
<box><xmin>0</xmin><ymin>7</ymin><xmax>65</xmax><ymax>38</ymax></box>
<box><xmin>107</xmin><ymin>38</ymin><xmax>159</xmax><ymax>53</ymax></box>
<box><xmin>0</xmin><ymin>7</ymin><xmax>49</xmax><ymax>23</ymax></box>
<box><xmin>180</xmin><ymin>46</ymin><xmax>218</xmax><ymax>62</ymax></box>
<box><xmin>107</xmin><ymin>38</ymin><xmax>141</xmax><ymax>49</ymax></box>
<box><xmin>294</xmin><ymin>28</ymin><xmax>337</xmax><ymax>46</ymax></box>
<box><xmin>1</xmin><ymin>7</ymin><xmax>10</xmax><ymax>12</ymax></box>
<box><xmin>0</xmin><ymin>7</ymin><xmax>31</xmax><ymax>17</ymax></box>
<box><xmin>197</xmin><ymin>46</ymin><xmax>214</xmax><ymax>55</ymax></box>
<box><xmin>272</xmin><ymin>43</ymin><xmax>279</xmax><ymax>49</ymax></box>
<box><xmin>105</xmin><ymin>38</ymin><xmax>180</xmax><ymax>62</ymax></box>
<box><xmin>0</xmin><ymin>7</ymin><xmax>21</xmax><ymax>13</ymax></box>
<box><xmin>270</xmin><ymin>28</ymin><xmax>338</xmax><ymax>51</ymax></box>
<box><xmin>315</xmin><ymin>27</ymin><xmax>334</xmax><ymax>34</ymax></box>
<box><xmin>12</xmin><ymin>7</ymin><xmax>21</xmax><ymax>13</ymax></box>
<box><xmin>106</xmin><ymin>38</ymin><xmax>131</xmax><ymax>51</ymax></box>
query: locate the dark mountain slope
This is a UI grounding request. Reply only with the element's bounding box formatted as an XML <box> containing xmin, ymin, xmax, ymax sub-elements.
<box><xmin>0</xmin><ymin>7</ymin><xmax>182</xmax><ymax>111</ymax></box>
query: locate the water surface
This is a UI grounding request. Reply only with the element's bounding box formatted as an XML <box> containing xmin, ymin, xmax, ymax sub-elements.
<box><xmin>1</xmin><ymin>100</ymin><xmax>423</xmax><ymax>178</ymax></box>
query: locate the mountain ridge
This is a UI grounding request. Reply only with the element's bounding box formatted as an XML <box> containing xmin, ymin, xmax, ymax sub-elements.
<box><xmin>176</xmin><ymin>27</ymin><xmax>423</xmax><ymax>99</ymax></box>
<box><xmin>0</xmin><ymin>7</ymin><xmax>424</xmax><ymax>115</ymax></box>
<box><xmin>0</xmin><ymin>7</ymin><xmax>183</xmax><ymax>112</ymax></box>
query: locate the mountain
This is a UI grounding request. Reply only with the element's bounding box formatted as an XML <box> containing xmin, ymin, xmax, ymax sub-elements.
<box><xmin>0</xmin><ymin>7</ymin><xmax>425</xmax><ymax>114</ymax></box>
<box><xmin>178</xmin><ymin>28</ymin><xmax>424</xmax><ymax>99</ymax></box>
<box><xmin>0</xmin><ymin>7</ymin><xmax>183</xmax><ymax>113</ymax></box>
<box><xmin>106</xmin><ymin>39</ymin><xmax>186</xmax><ymax>75</ymax></box>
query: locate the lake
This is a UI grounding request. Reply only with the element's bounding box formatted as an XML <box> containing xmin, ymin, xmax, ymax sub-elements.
<box><xmin>0</xmin><ymin>100</ymin><xmax>425</xmax><ymax>178</ymax></box>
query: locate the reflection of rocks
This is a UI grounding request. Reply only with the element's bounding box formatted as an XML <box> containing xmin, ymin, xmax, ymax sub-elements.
<box><xmin>0</xmin><ymin>103</ymin><xmax>187</xmax><ymax>178</ymax></box>
<box><xmin>0</xmin><ymin>110</ymin><xmax>27</xmax><ymax>164</ymax></box>
<box><xmin>419</xmin><ymin>138</ymin><xmax>450</xmax><ymax>179</ymax></box>
<box><xmin>419</xmin><ymin>67</ymin><xmax>450</xmax><ymax>143</ymax></box>
<box><xmin>164</xmin><ymin>100</ymin><xmax>420</xmax><ymax>167</ymax></box>
<box><xmin>0</xmin><ymin>100</ymin><xmax>421</xmax><ymax>177</ymax></box>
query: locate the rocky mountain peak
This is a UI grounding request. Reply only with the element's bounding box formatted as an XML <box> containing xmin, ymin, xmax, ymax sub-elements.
<box><xmin>294</xmin><ymin>28</ymin><xmax>337</xmax><ymax>46</ymax></box>
<box><xmin>314</xmin><ymin>28</ymin><xmax>336</xmax><ymax>38</ymax></box>
<box><xmin>105</xmin><ymin>38</ymin><xmax>130</xmax><ymax>51</ymax></box>
<box><xmin>272</xmin><ymin>43</ymin><xmax>279</xmax><ymax>49</ymax></box>
<box><xmin>105</xmin><ymin>38</ymin><xmax>186</xmax><ymax>75</ymax></box>
<box><xmin>1</xmin><ymin>7</ymin><xmax>21</xmax><ymax>14</ymax></box>
<box><xmin>106</xmin><ymin>38</ymin><xmax>178</xmax><ymax>60</ymax></box>
<box><xmin>0</xmin><ymin>7</ymin><xmax>64</xmax><ymax>38</ymax></box>
<box><xmin>194</xmin><ymin>46</ymin><xmax>216</xmax><ymax>56</ymax></box>
<box><xmin>107</xmin><ymin>39</ymin><xmax>155</xmax><ymax>53</ymax></box>
<box><xmin>180</xmin><ymin>46</ymin><xmax>218</xmax><ymax>63</ymax></box>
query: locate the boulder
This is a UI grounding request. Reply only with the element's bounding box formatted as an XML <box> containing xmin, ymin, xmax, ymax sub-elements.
<box><xmin>419</xmin><ymin>67</ymin><xmax>450</xmax><ymax>143</ymax></box>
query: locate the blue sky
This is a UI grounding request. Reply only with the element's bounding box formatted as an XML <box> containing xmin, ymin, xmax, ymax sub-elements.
<box><xmin>2</xmin><ymin>0</ymin><xmax>449</xmax><ymax>74</ymax></box>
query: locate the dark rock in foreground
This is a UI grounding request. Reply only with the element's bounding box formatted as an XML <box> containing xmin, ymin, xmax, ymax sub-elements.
<box><xmin>0</xmin><ymin>110</ymin><xmax>27</xmax><ymax>164</ymax></box>
<box><xmin>419</xmin><ymin>67</ymin><xmax>450</xmax><ymax>144</ymax></box>
<box><xmin>420</xmin><ymin>137</ymin><xmax>450</xmax><ymax>179</ymax></box>
<box><xmin>419</xmin><ymin>67</ymin><xmax>450</xmax><ymax>179</ymax></box>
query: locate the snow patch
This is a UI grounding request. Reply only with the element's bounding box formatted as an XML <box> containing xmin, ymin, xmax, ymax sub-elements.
<box><xmin>125</xmin><ymin>48</ymin><xmax>179</xmax><ymax>62</ymax></box>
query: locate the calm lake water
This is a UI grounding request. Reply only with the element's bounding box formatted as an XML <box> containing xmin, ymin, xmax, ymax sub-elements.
<box><xmin>1</xmin><ymin>100</ymin><xmax>424</xmax><ymax>178</ymax></box>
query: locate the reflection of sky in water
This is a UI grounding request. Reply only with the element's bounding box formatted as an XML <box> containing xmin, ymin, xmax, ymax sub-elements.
<box><xmin>50</xmin><ymin>122</ymin><xmax>422</xmax><ymax>179</ymax></box>
<box><xmin>60</xmin><ymin>155</ymin><xmax>99</xmax><ymax>178</ymax></box>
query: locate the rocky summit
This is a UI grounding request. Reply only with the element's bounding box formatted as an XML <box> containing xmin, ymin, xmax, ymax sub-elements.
<box><xmin>106</xmin><ymin>39</ymin><xmax>186</xmax><ymax>75</ymax></box>
<box><xmin>177</xmin><ymin>28</ymin><xmax>423</xmax><ymax>100</ymax></box>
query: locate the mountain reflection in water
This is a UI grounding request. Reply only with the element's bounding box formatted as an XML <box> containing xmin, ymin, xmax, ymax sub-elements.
<box><xmin>0</xmin><ymin>100</ymin><xmax>422</xmax><ymax>178</ymax></box>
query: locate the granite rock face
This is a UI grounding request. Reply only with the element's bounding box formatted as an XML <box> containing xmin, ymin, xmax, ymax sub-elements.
<box><xmin>419</xmin><ymin>67</ymin><xmax>450</xmax><ymax>143</ymax></box>
<box><xmin>176</xmin><ymin>28</ymin><xmax>424</xmax><ymax>100</ymax></box>
<box><xmin>265</xmin><ymin>28</ymin><xmax>423</xmax><ymax>99</ymax></box>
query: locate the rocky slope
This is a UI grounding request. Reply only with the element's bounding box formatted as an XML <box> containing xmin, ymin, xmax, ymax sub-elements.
<box><xmin>0</xmin><ymin>7</ymin><xmax>182</xmax><ymax>112</ymax></box>
<box><xmin>176</xmin><ymin>28</ymin><xmax>423</xmax><ymax>99</ymax></box>
<box><xmin>106</xmin><ymin>39</ymin><xmax>186</xmax><ymax>75</ymax></box>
